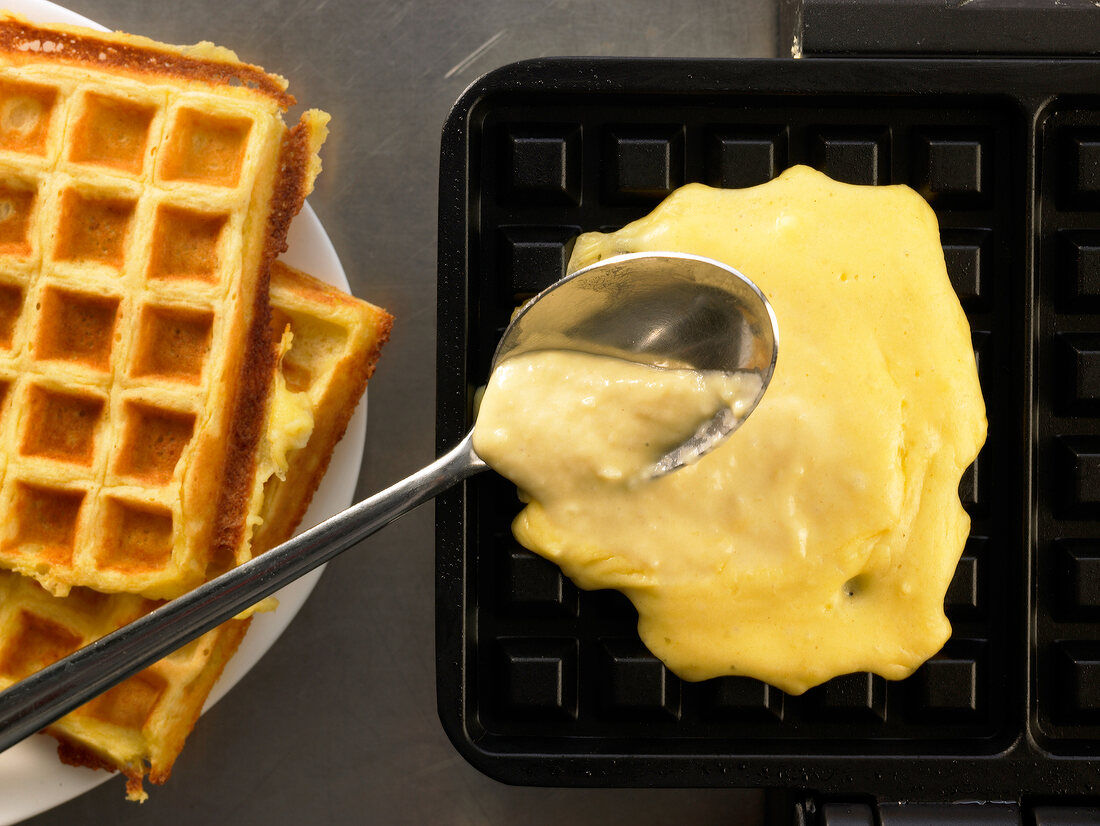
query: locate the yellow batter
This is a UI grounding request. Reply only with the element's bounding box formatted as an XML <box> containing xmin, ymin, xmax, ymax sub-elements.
<box><xmin>475</xmin><ymin>350</ymin><xmax>762</xmax><ymax>486</ymax></box>
<box><xmin>475</xmin><ymin>165</ymin><xmax>986</xmax><ymax>695</ymax></box>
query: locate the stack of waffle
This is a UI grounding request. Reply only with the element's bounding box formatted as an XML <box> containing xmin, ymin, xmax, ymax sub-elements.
<box><xmin>0</xmin><ymin>15</ymin><xmax>391</xmax><ymax>800</ymax></box>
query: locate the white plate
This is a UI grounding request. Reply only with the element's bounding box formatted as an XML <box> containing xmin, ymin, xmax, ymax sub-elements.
<box><xmin>0</xmin><ymin>2</ymin><xmax>363</xmax><ymax>822</ymax></box>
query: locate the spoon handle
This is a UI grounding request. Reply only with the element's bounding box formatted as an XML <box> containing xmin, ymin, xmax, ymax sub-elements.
<box><xmin>0</xmin><ymin>433</ymin><xmax>486</xmax><ymax>753</ymax></box>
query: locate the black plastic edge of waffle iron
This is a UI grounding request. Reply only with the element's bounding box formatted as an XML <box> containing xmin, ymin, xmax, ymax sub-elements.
<box><xmin>795</xmin><ymin>0</ymin><xmax>1100</xmax><ymax>58</ymax></box>
<box><xmin>433</xmin><ymin>55</ymin><xmax>1100</xmax><ymax>801</ymax></box>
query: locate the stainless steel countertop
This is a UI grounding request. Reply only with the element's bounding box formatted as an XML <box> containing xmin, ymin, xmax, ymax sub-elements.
<box><xmin>22</xmin><ymin>1</ymin><xmax>778</xmax><ymax>822</ymax></box>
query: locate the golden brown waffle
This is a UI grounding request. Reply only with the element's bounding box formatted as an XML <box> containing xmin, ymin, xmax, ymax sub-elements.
<box><xmin>250</xmin><ymin>261</ymin><xmax>392</xmax><ymax>560</ymax></box>
<box><xmin>0</xmin><ymin>15</ymin><xmax>328</xmax><ymax>599</ymax></box>
<box><xmin>0</xmin><ymin>261</ymin><xmax>392</xmax><ymax>800</ymax></box>
<box><xmin>0</xmin><ymin>568</ymin><xmax>245</xmax><ymax>802</ymax></box>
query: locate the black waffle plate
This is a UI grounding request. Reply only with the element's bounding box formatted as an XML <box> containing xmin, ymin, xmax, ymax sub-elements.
<box><xmin>435</xmin><ymin>57</ymin><xmax>1100</xmax><ymax>800</ymax></box>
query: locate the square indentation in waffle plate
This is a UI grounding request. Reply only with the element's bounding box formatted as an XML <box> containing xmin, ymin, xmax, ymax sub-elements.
<box><xmin>0</xmin><ymin>13</ymin><xmax>328</xmax><ymax>599</ymax></box>
<box><xmin>434</xmin><ymin>58</ymin><xmax>1100</xmax><ymax>800</ymax></box>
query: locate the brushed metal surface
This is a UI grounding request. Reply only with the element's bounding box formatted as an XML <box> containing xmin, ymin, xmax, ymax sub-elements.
<box><xmin>20</xmin><ymin>1</ymin><xmax>777</xmax><ymax>823</ymax></box>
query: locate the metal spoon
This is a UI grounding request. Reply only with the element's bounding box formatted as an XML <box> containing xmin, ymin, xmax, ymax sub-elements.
<box><xmin>0</xmin><ymin>251</ymin><xmax>777</xmax><ymax>752</ymax></box>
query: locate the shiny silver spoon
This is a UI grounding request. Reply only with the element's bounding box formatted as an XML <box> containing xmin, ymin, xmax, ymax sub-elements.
<box><xmin>0</xmin><ymin>251</ymin><xmax>777</xmax><ymax>752</ymax></box>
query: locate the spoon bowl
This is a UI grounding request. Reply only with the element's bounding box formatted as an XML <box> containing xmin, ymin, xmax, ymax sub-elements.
<box><xmin>498</xmin><ymin>251</ymin><xmax>777</xmax><ymax>376</ymax></box>
<box><xmin>495</xmin><ymin>251</ymin><xmax>778</xmax><ymax>476</ymax></box>
<box><xmin>0</xmin><ymin>252</ymin><xmax>778</xmax><ymax>752</ymax></box>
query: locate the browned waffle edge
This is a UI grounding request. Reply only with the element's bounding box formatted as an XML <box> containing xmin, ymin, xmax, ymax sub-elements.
<box><xmin>0</xmin><ymin>14</ymin><xmax>293</xmax><ymax>107</ymax></box>
<box><xmin>208</xmin><ymin>117</ymin><xmax>324</xmax><ymax>572</ymax></box>
<box><xmin>49</xmin><ymin>617</ymin><xmax>252</xmax><ymax>800</ymax></box>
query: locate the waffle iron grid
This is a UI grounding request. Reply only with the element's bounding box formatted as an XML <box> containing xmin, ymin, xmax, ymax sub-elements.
<box><xmin>436</xmin><ymin>58</ymin><xmax>1100</xmax><ymax>799</ymax></box>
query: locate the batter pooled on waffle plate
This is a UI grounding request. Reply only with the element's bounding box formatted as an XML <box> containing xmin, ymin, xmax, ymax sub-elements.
<box><xmin>477</xmin><ymin>166</ymin><xmax>987</xmax><ymax>695</ymax></box>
